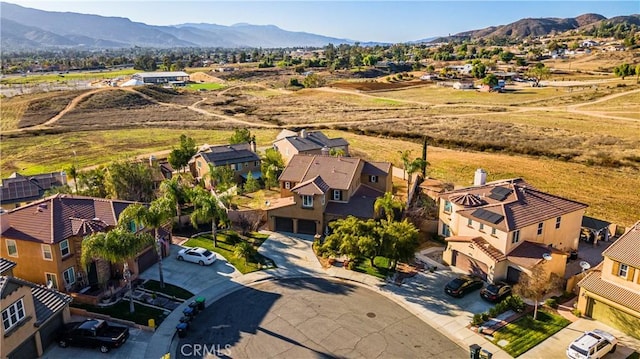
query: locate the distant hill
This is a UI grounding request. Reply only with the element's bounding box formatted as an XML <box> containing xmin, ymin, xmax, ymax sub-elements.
<box><xmin>0</xmin><ymin>2</ymin><xmax>353</xmax><ymax>50</ymax></box>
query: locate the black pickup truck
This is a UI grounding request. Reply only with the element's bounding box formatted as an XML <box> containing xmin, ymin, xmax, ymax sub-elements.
<box><xmin>57</xmin><ymin>319</ymin><xmax>129</xmax><ymax>353</ymax></box>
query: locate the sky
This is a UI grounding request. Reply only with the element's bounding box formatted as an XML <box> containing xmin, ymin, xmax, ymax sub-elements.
<box><xmin>5</xmin><ymin>1</ymin><xmax>640</xmax><ymax>43</ymax></box>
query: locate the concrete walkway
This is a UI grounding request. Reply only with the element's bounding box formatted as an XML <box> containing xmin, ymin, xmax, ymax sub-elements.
<box><xmin>143</xmin><ymin>232</ymin><xmax>640</xmax><ymax>359</ymax></box>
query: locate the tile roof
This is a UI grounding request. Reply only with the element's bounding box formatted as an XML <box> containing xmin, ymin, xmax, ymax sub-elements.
<box><xmin>362</xmin><ymin>161</ymin><xmax>391</xmax><ymax>176</ymax></box>
<box><xmin>581</xmin><ymin>216</ymin><xmax>611</xmax><ymax>231</ymax></box>
<box><xmin>196</xmin><ymin>143</ymin><xmax>259</xmax><ymax>166</ymax></box>
<box><xmin>275</xmin><ymin>130</ymin><xmax>349</xmax><ymax>152</ymax></box>
<box><xmin>279</xmin><ymin>155</ymin><xmax>363</xmax><ymax>190</ymax></box>
<box><xmin>324</xmin><ymin>185</ymin><xmax>383</xmax><ymax>219</ymax></box>
<box><xmin>0</xmin><ymin>275</ymin><xmax>72</xmax><ymax>326</ymax></box>
<box><xmin>445</xmin><ymin>236</ymin><xmax>507</xmax><ymax>262</ymax></box>
<box><xmin>1</xmin><ymin>171</ymin><xmax>67</xmax><ymax>204</ymax></box>
<box><xmin>292</xmin><ymin>176</ymin><xmax>330</xmax><ymax>195</ymax></box>
<box><xmin>2</xmin><ymin>194</ymin><xmax>136</xmax><ymax>244</ymax></box>
<box><xmin>445</xmin><ymin>179</ymin><xmax>587</xmax><ymax>232</ymax></box>
<box><xmin>602</xmin><ymin>221</ymin><xmax>640</xmax><ymax>268</ymax></box>
<box><xmin>579</xmin><ymin>264</ymin><xmax>640</xmax><ymax>313</ymax></box>
<box><xmin>506</xmin><ymin>241</ymin><xmax>565</xmax><ymax>269</ymax></box>
<box><xmin>0</xmin><ymin>258</ymin><xmax>17</xmax><ymax>275</ymax></box>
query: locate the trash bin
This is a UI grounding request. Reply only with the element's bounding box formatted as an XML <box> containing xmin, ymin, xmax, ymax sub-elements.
<box><xmin>176</xmin><ymin>322</ymin><xmax>188</xmax><ymax>338</ymax></box>
<box><xmin>188</xmin><ymin>301</ymin><xmax>199</xmax><ymax>315</ymax></box>
<box><xmin>196</xmin><ymin>296</ymin><xmax>205</xmax><ymax>310</ymax></box>
<box><xmin>183</xmin><ymin>306</ymin><xmax>194</xmax><ymax>318</ymax></box>
<box><xmin>480</xmin><ymin>349</ymin><xmax>493</xmax><ymax>359</ymax></box>
<box><xmin>469</xmin><ymin>344</ymin><xmax>482</xmax><ymax>359</ymax></box>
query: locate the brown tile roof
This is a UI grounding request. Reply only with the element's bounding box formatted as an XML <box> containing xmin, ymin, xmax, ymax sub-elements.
<box><xmin>602</xmin><ymin>221</ymin><xmax>640</xmax><ymax>268</ymax></box>
<box><xmin>507</xmin><ymin>241</ymin><xmax>566</xmax><ymax>269</ymax></box>
<box><xmin>274</xmin><ymin>130</ymin><xmax>349</xmax><ymax>152</ymax></box>
<box><xmin>0</xmin><ymin>258</ymin><xmax>16</xmax><ymax>275</ymax></box>
<box><xmin>2</xmin><ymin>194</ymin><xmax>137</xmax><ymax>244</ymax></box>
<box><xmin>446</xmin><ymin>179</ymin><xmax>587</xmax><ymax>232</ymax></box>
<box><xmin>292</xmin><ymin>176</ymin><xmax>330</xmax><ymax>195</ymax></box>
<box><xmin>324</xmin><ymin>185</ymin><xmax>383</xmax><ymax>219</ymax></box>
<box><xmin>362</xmin><ymin>161</ymin><xmax>391</xmax><ymax>176</ymax></box>
<box><xmin>0</xmin><ymin>275</ymin><xmax>72</xmax><ymax>326</ymax></box>
<box><xmin>445</xmin><ymin>236</ymin><xmax>507</xmax><ymax>262</ymax></box>
<box><xmin>279</xmin><ymin>155</ymin><xmax>363</xmax><ymax>190</ymax></box>
<box><xmin>579</xmin><ymin>264</ymin><xmax>640</xmax><ymax>313</ymax></box>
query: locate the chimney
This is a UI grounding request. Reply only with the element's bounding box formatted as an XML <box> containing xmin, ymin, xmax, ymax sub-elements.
<box><xmin>474</xmin><ymin>168</ymin><xmax>487</xmax><ymax>186</ymax></box>
<box><xmin>300</xmin><ymin>129</ymin><xmax>307</xmax><ymax>139</ymax></box>
<box><xmin>0</xmin><ymin>208</ymin><xmax>9</xmax><ymax>234</ymax></box>
<box><xmin>321</xmin><ymin>146</ymin><xmax>329</xmax><ymax>156</ymax></box>
<box><xmin>250</xmin><ymin>140</ymin><xmax>257</xmax><ymax>153</ymax></box>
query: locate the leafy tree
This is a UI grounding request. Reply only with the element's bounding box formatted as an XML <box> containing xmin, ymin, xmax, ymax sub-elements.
<box><xmin>329</xmin><ymin>148</ymin><xmax>345</xmax><ymax>157</ymax></box>
<box><xmin>229</xmin><ymin>128</ymin><xmax>253</xmax><ymax>144</ymax></box>
<box><xmin>378</xmin><ymin>219</ymin><xmax>419</xmax><ymax>270</ymax></box>
<box><xmin>321</xmin><ymin>216</ymin><xmax>375</xmax><ymax>261</ymax></box>
<box><xmin>374</xmin><ymin>192</ymin><xmax>404</xmax><ymax>222</ymax></box>
<box><xmin>514</xmin><ymin>265</ymin><xmax>563</xmax><ymax>320</ymax></box>
<box><xmin>168</xmin><ymin>135</ymin><xmax>197</xmax><ymax>172</ymax></box>
<box><xmin>425</xmin><ymin>64</ymin><xmax>435</xmax><ymax>74</ymax></box>
<box><xmin>499</xmin><ymin>51</ymin><xmax>515</xmax><ymax>63</ymax></box>
<box><xmin>243</xmin><ymin>172</ymin><xmax>260</xmax><ymax>193</ymax></box>
<box><xmin>81</xmin><ymin>227</ymin><xmax>154</xmax><ymax>313</ymax></box>
<box><xmin>77</xmin><ymin>167</ymin><xmax>108</xmax><ymax>198</ymax></box>
<box><xmin>471</xmin><ymin>61</ymin><xmax>486</xmax><ymax>79</ymax></box>
<box><xmin>205</xmin><ymin>163</ymin><xmax>235</xmax><ymax>191</ymax></box>
<box><xmin>399</xmin><ymin>150</ymin><xmax>426</xmax><ymax>198</ymax></box>
<box><xmin>159</xmin><ymin>177</ymin><xmax>190</xmax><ymax>228</ymax></box>
<box><xmin>526</xmin><ymin>63</ymin><xmax>550</xmax><ymax>86</ymax></box>
<box><xmin>302</xmin><ymin>73</ymin><xmax>324</xmax><ymax>88</ymax></box>
<box><xmin>636</xmin><ymin>64</ymin><xmax>640</xmax><ymax>83</ymax></box>
<box><xmin>515</xmin><ymin>57</ymin><xmax>527</xmax><ymax>67</ymax></box>
<box><xmin>105</xmin><ymin>161</ymin><xmax>154</xmax><ymax>202</ymax></box>
<box><xmin>133</xmin><ymin>54</ymin><xmax>157</xmax><ymax>71</ymax></box>
<box><xmin>190</xmin><ymin>187</ymin><xmax>228</xmax><ymax>247</ymax></box>
<box><xmin>234</xmin><ymin>241</ymin><xmax>255</xmax><ymax>264</ymax></box>
<box><xmin>261</xmin><ymin>148</ymin><xmax>284</xmax><ymax>190</ymax></box>
<box><xmin>613</xmin><ymin>63</ymin><xmax>633</xmax><ymax>79</ymax></box>
<box><xmin>481</xmin><ymin>74</ymin><xmax>499</xmax><ymax>87</ymax></box>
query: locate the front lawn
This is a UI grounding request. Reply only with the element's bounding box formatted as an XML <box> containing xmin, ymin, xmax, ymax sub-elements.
<box><xmin>142</xmin><ymin>279</ymin><xmax>194</xmax><ymax>300</ymax></box>
<box><xmin>182</xmin><ymin>231</ymin><xmax>275</xmax><ymax>274</ymax></box>
<box><xmin>71</xmin><ymin>301</ymin><xmax>167</xmax><ymax>326</ymax></box>
<box><xmin>353</xmin><ymin>256</ymin><xmax>392</xmax><ymax>280</ymax></box>
<box><xmin>492</xmin><ymin>310</ymin><xmax>571</xmax><ymax>357</ymax></box>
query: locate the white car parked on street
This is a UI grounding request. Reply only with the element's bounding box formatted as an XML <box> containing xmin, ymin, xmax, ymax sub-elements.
<box><xmin>177</xmin><ymin>247</ymin><xmax>217</xmax><ymax>266</ymax></box>
<box><xmin>566</xmin><ymin>329</ymin><xmax>617</xmax><ymax>359</ymax></box>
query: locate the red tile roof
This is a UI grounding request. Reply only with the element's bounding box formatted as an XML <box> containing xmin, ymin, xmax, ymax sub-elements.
<box><xmin>445</xmin><ymin>236</ymin><xmax>507</xmax><ymax>262</ymax></box>
<box><xmin>292</xmin><ymin>176</ymin><xmax>330</xmax><ymax>195</ymax></box>
<box><xmin>602</xmin><ymin>221</ymin><xmax>640</xmax><ymax>268</ymax></box>
<box><xmin>506</xmin><ymin>241</ymin><xmax>565</xmax><ymax>269</ymax></box>
<box><xmin>579</xmin><ymin>264</ymin><xmax>640</xmax><ymax>313</ymax></box>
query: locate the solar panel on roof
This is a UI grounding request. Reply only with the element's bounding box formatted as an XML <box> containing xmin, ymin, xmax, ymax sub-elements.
<box><xmin>488</xmin><ymin>186</ymin><xmax>511</xmax><ymax>201</ymax></box>
<box><xmin>471</xmin><ymin>208</ymin><xmax>504</xmax><ymax>224</ymax></box>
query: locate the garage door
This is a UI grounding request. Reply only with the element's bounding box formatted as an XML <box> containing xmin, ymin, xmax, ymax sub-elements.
<box><xmin>588</xmin><ymin>298</ymin><xmax>640</xmax><ymax>339</ymax></box>
<box><xmin>297</xmin><ymin>220</ymin><xmax>317</xmax><ymax>235</ymax></box>
<box><xmin>137</xmin><ymin>246</ymin><xmax>158</xmax><ymax>273</ymax></box>
<box><xmin>275</xmin><ymin>217</ymin><xmax>294</xmax><ymax>233</ymax></box>
<box><xmin>39</xmin><ymin>312</ymin><xmax>64</xmax><ymax>350</ymax></box>
<box><xmin>8</xmin><ymin>335</ymin><xmax>37</xmax><ymax>359</ymax></box>
<box><xmin>507</xmin><ymin>266</ymin><xmax>522</xmax><ymax>284</ymax></box>
<box><xmin>452</xmin><ymin>251</ymin><xmax>488</xmax><ymax>280</ymax></box>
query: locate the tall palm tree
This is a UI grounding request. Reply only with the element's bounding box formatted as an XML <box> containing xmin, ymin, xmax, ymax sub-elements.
<box><xmin>374</xmin><ymin>192</ymin><xmax>404</xmax><ymax>222</ymax></box>
<box><xmin>190</xmin><ymin>186</ymin><xmax>228</xmax><ymax>248</ymax></box>
<box><xmin>81</xmin><ymin>227</ymin><xmax>154</xmax><ymax>313</ymax></box>
<box><xmin>159</xmin><ymin>177</ymin><xmax>190</xmax><ymax>228</ymax></box>
<box><xmin>118</xmin><ymin>199</ymin><xmax>173</xmax><ymax>289</ymax></box>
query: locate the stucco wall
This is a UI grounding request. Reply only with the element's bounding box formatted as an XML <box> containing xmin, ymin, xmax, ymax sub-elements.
<box><xmin>0</xmin><ymin>285</ymin><xmax>37</xmax><ymax>357</ymax></box>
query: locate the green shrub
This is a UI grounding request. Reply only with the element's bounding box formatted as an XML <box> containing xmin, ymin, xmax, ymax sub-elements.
<box><xmin>481</xmin><ymin>312</ymin><xmax>489</xmax><ymax>321</ymax></box>
<box><xmin>505</xmin><ymin>295</ymin><xmax>525</xmax><ymax>312</ymax></box>
<box><xmin>545</xmin><ymin>298</ymin><xmax>558</xmax><ymax>309</ymax></box>
<box><xmin>571</xmin><ymin>309</ymin><xmax>582</xmax><ymax>317</ymax></box>
<box><xmin>471</xmin><ymin>313</ymin><xmax>484</xmax><ymax>326</ymax></box>
<box><xmin>488</xmin><ymin>307</ymin><xmax>499</xmax><ymax>318</ymax></box>
<box><xmin>225</xmin><ymin>231</ymin><xmax>241</xmax><ymax>245</ymax></box>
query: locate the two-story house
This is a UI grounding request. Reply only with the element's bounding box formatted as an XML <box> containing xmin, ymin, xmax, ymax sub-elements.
<box><xmin>266</xmin><ymin>154</ymin><xmax>392</xmax><ymax>235</ymax></box>
<box><xmin>272</xmin><ymin>129</ymin><xmax>349</xmax><ymax>164</ymax></box>
<box><xmin>1</xmin><ymin>258</ymin><xmax>72</xmax><ymax>359</ymax></box>
<box><xmin>0</xmin><ymin>194</ymin><xmax>169</xmax><ymax>297</ymax></box>
<box><xmin>189</xmin><ymin>142</ymin><xmax>261</xmax><ymax>185</ymax></box>
<box><xmin>1</xmin><ymin>171</ymin><xmax>67</xmax><ymax>210</ymax></box>
<box><xmin>439</xmin><ymin>170</ymin><xmax>587</xmax><ymax>283</ymax></box>
<box><xmin>577</xmin><ymin>221</ymin><xmax>640</xmax><ymax>339</ymax></box>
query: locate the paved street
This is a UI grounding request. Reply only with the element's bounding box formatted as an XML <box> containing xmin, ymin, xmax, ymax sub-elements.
<box><xmin>176</xmin><ymin>277</ymin><xmax>467</xmax><ymax>359</ymax></box>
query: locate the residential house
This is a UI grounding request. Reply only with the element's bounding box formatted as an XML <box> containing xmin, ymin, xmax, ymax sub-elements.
<box><xmin>1</xmin><ymin>258</ymin><xmax>72</xmax><ymax>359</ymax></box>
<box><xmin>453</xmin><ymin>81</ymin><xmax>475</xmax><ymax>90</ymax></box>
<box><xmin>439</xmin><ymin>169</ymin><xmax>587</xmax><ymax>283</ymax></box>
<box><xmin>189</xmin><ymin>142</ymin><xmax>261</xmax><ymax>185</ymax></box>
<box><xmin>0</xmin><ymin>194</ymin><xmax>170</xmax><ymax>299</ymax></box>
<box><xmin>1</xmin><ymin>171</ymin><xmax>67</xmax><ymax>210</ymax></box>
<box><xmin>272</xmin><ymin>129</ymin><xmax>349</xmax><ymax>164</ymax></box>
<box><xmin>577</xmin><ymin>221</ymin><xmax>640</xmax><ymax>339</ymax></box>
<box><xmin>266</xmin><ymin>154</ymin><xmax>392</xmax><ymax>235</ymax></box>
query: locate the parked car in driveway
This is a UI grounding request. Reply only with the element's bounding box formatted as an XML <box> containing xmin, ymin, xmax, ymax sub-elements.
<box><xmin>444</xmin><ymin>275</ymin><xmax>484</xmax><ymax>297</ymax></box>
<box><xmin>177</xmin><ymin>247</ymin><xmax>217</xmax><ymax>265</ymax></box>
<box><xmin>566</xmin><ymin>329</ymin><xmax>617</xmax><ymax>359</ymax></box>
<box><xmin>480</xmin><ymin>281</ymin><xmax>512</xmax><ymax>302</ymax></box>
<box><xmin>57</xmin><ymin>319</ymin><xmax>129</xmax><ymax>353</ymax></box>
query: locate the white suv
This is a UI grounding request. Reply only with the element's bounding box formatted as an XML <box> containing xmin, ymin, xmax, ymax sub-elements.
<box><xmin>566</xmin><ymin>329</ymin><xmax>617</xmax><ymax>359</ymax></box>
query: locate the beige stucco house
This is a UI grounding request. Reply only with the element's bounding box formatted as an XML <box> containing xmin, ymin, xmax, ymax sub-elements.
<box><xmin>1</xmin><ymin>258</ymin><xmax>72</xmax><ymax>359</ymax></box>
<box><xmin>272</xmin><ymin>129</ymin><xmax>349</xmax><ymax>164</ymax></box>
<box><xmin>577</xmin><ymin>221</ymin><xmax>640</xmax><ymax>339</ymax></box>
<box><xmin>439</xmin><ymin>170</ymin><xmax>587</xmax><ymax>283</ymax></box>
<box><xmin>266</xmin><ymin>154</ymin><xmax>392</xmax><ymax>235</ymax></box>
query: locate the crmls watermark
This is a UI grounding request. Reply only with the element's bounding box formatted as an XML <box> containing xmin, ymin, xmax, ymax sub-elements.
<box><xmin>180</xmin><ymin>344</ymin><xmax>232</xmax><ymax>357</ymax></box>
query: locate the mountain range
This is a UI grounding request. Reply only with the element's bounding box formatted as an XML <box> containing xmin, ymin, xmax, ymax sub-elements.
<box><xmin>1</xmin><ymin>2</ymin><xmax>638</xmax><ymax>51</ymax></box>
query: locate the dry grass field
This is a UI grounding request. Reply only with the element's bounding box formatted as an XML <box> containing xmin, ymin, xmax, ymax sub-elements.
<box><xmin>1</xmin><ymin>60</ymin><xmax>639</xmax><ymax>227</ymax></box>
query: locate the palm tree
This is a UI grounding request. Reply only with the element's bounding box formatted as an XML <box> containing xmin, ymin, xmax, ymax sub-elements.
<box><xmin>159</xmin><ymin>177</ymin><xmax>188</xmax><ymax>228</ymax></box>
<box><xmin>190</xmin><ymin>186</ymin><xmax>228</xmax><ymax>248</ymax></box>
<box><xmin>233</xmin><ymin>241</ymin><xmax>255</xmax><ymax>265</ymax></box>
<box><xmin>118</xmin><ymin>199</ymin><xmax>173</xmax><ymax>289</ymax></box>
<box><xmin>81</xmin><ymin>227</ymin><xmax>154</xmax><ymax>313</ymax></box>
<box><xmin>67</xmin><ymin>164</ymin><xmax>79</xmax><ymax>193</ymax></box>
<box><xmin>374</xmin><ymin>192</ymin><xmax>404</xmax><ymax>222</ymax></box>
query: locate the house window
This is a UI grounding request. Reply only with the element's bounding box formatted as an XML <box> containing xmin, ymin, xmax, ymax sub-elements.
<box><xmin>254</xmin><ymin>161</ymin><xmax>260</xmax><ymax>167</ymax></box>
<box><xmin>467</xmin><ymin>218</ymin><xmax>473</xmax><ymax>227</ymax></box>
<box><xmin>442</xmin><ymin>224</ymin><xmax>451</xmax><ymax>237</ymax></box>
<box><xmin>42</xmin><ymin>244</ymin><xmax>53</xmax><ymax>260</ymax></box>
<box><xmin>302</xmin><ymin>195</ymin><xmax>313</xmax><ymax>208</ymax></box>
<box><xmin>321</xmin><ymin>195</ymin><xmax>325</xmax><ymax>205</ymax></box>
<box><xmin>555</xmin><ymin>217</ymin><xmax>561</xmax><ymax>229</ymax></box>
<box><xmin>479</xmin><ymin>223</ymin><xmax>485</xmax><ymax>232</ymax></box>
<box><xmin>2</xmin><ymin>298</ymin><xmax>25</xmax><ymax>332</ymax></box>
<box><xmin>60</xmin><ymin>239</ymin><xmax>70</xmax><ymax>257</ymax></box>
<box><xmin>619</xmin><ymin>264</ymin><xmax>629</xmax><ymax>278</ymax></box>
<box><xmin>244</xmin><ymin>162</ymin><xmax>249</xmax><ymax>168</ymax></box>
<box><xmin>369</xmin><ymin>175</ymin><xmax>378</xmax><ymax>183</ymax></box>
<box><xmin>512</xmin><ymin>230</ymin><xmax>520</xmax><ymax>244</ymax></box>
<box><xmin>6</xmin><ymin>239</ymin><xmax>18</xmax><ymax>257</ymax></box>
<box><xmin>45</xmin><ymin>273</ymin><xmax>58</xmax><ymax>289</ymax></box>
<box><xmin>284</xmin><ymin>181</ymin><xmax>291</xmax><ymax>189</ymax></box>
<box><xmin>63</xmin><ymin>267</ymin><xmax>76</xmax><ymax>287</ymax></box>
<box><xmin>537</xmin><ymin>222</ymin><xmax>544</xmax><ymax>235</ymax></box>
<box><xmin>333</xmin><ymin>190</ymin><xmax>342</xmax><ymax>201</ymax></box>
<box><xmin>491</xmin><ymin>227</ymin><xmax>497</xmax><ymax>236</ymax></box>
<box><xmin>197</xmin><ymin>161</ymin><xmax>202</xmax><ymax>168</ymax></box>
<box><xmin>443</xmin><ymin>200</ymin><xmax>452</xmax><ymax>213</ymax></box>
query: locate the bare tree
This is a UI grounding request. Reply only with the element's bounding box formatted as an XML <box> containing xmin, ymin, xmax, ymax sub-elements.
<box><xmin>514</xmin><ymin>265</ymin><xmax>563</xmax><ymax>320</ymax></box>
